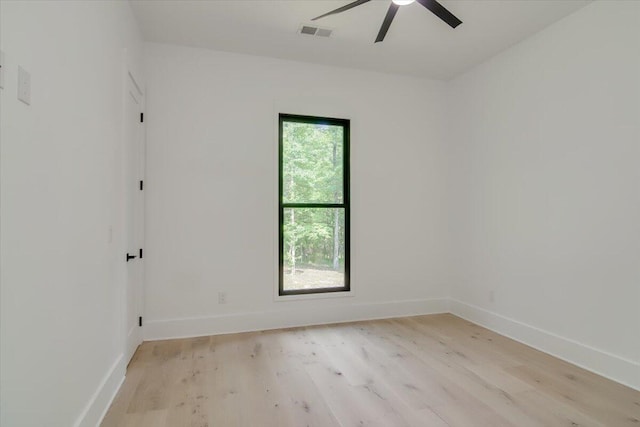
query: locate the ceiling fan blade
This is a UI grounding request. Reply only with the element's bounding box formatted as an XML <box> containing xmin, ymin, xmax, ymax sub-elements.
<box><xmin>375</xmin><ymin>2</ymin><xmax>400</xmax><ymax>43</ymax></box>
<box><xmin>415</xmin><ymin>0</ymin><xmax>462</xmax><ymax>28</ymax></box>
<box><xmin>312</xmin><ymin>0</ymin><xmax>371</xmax><ymax>21</ymax></box>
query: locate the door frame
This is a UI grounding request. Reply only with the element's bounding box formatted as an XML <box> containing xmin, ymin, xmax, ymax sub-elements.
<box><xmin>122</xmin><ymin>65</ymin><xmax>145</xmax><ymax>365</ymax></box>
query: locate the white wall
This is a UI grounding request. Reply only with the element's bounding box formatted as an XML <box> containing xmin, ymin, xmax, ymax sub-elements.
<box><xmin>142</xmin><ymin>43</ymin><xmax>450</xmax><ymax>339</ymax></box>
<box><xmin>0</xmin><ymin>1</ymin><xmax>143</xmax><ymax>426</ymax></box>
<box><xmin>447</xmin><ymin>0</ymin><xmax>640</xmax><ymax>388</ymax></box>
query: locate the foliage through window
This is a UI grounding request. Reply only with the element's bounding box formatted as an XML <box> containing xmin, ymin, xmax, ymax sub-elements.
<box><xmin>279</xmin><ymin>114</ymin><xmax>350</xmax><ymax>295</ymax></box>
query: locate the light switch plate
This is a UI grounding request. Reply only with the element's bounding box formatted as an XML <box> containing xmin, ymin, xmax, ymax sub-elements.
<box><xmin>18</xmin><ymin>65</ymin><xmax>31</xmax><ymax>105</ymax></box>
<box><xmin>0</xmin><ymin>51</ymin><xmax>4</xmax><ymax>89</ymax></box>
<box><xmin>0</xmin><ymin>50</ymin><xmax>5</xmax><ymax>89</ymax></box>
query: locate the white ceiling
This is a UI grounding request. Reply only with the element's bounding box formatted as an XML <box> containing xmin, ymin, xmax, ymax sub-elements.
<box><xmin>130</xmin><ymin>0</ymin><xmax>590</xmax><ymax>80</ymax></box>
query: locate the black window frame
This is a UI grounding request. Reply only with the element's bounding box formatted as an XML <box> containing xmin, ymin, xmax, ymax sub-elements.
<box><xmin>278</xmin><ymin>113</ymin><xmax>351</xmax><ymax>296</ymax></box>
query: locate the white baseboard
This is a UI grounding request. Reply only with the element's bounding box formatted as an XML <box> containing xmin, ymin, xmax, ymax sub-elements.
<box><xmin>73</xmin><ymin>354</ymin><xmax>126</xmax><ymax>427</ymax></box>
<box><xmin>144</xmin><ymin>297</ymin><xmax>449</xmax><ymax>341</ymax></box>
<box><xmin>449</xmin><ymin>299</ymin><xmax>640</xmax><ymax>391</ymax></box>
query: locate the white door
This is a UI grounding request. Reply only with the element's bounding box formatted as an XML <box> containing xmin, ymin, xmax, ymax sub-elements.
<box><xmin>124</xmin><ymin>73</ymin><xmax>144</xmax><ymax>364</ymax></box>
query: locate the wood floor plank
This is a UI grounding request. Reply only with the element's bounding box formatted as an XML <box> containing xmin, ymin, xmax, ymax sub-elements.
<box><xmin>361</xmin><ymin>320</ymin><xmax>523</xmax><ymax>426</ymax></box>
<box><xmin>303</xmin><ymin>359</ymin><xmax>413</xmax><ymax>427</ymax></box>
<box><xmin>251</xmin><ymin>328</ymin><xmax>342</xmax><ymax>427</ymax></box>
<box><xmin>507</xmin><ymin>363</ymin><xmax>640</xmax><ymax>427</ymax></box>
<box><xmin>101</xmin><ymin>314</ymin><xmax>640</xmax><ymax>427</ymax></box>
<box><xmin>164</xmin><ymin>336</ymin><xmax>210</xmax><ymax>427</ymax></box>
<box><xmin>510</xmin><ymin>389</ymin><xmax>607</xmax><ymax>427</ymax></box>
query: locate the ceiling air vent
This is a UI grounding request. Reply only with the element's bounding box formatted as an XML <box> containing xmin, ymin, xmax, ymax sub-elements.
<box><xmin>300</xmin><ymin>25</ymin><xmax>317</xmax><ymax>35</ymax></box>
<box><xmin>298</xmin><ymin>24</ymin><xmax>332</xmax><ymax>38</ymax></box>
<box><xmin>316</xmin><ymin>28</ymin><xmax>332</xmax><ymax>38</ymax></box>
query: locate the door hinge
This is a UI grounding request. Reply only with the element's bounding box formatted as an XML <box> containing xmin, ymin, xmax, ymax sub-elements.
<box><xmin>140</xmin><ymin>112</ymin><xmax>144</xmax><ymax>123</ymax></box>
<box><xmin>139</xmin><ymin>180</ymin><xmax>143</xmax><ymax>191</ymax></box>
<box><xmin>139</xmin><ymin>316</ymin><xmax>142</xmax><ymax>327</ymax></box>
<box><xmin>139</xmin><ymin>248</ymin><xmax>143</xmax><ymax>259</ymax></box>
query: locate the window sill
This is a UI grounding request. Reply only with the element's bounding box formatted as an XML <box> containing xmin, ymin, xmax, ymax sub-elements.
<box><xmin>274</xmin><ymin>289</ymin><xmax>355</xmax><ymax>302</ymax></box>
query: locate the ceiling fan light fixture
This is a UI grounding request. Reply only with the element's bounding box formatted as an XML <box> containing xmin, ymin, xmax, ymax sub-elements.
<box><xmin>312</xmin><ymin>0</ymin><xmax>462</xmax><ymax>43</ymax></box>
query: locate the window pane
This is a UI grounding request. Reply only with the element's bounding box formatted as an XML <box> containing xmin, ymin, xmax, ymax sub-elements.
<box><xmin>282</xmin><ymin>121</ymin><xmax>343</xmax><ymax>204</ymax></box>
<box><xmin>282</xmin><ymin>208</ymin><xmax>345</xmax><ymax>291</ymax></box>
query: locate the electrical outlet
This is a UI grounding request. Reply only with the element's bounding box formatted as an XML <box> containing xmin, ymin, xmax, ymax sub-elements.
<box><xmin>218</xmin><ymin>292</ymin><xmax>227</xmax><ymax>304</ymax></box>
<box><xmin>489</xmin><ymin>290</ymin><xmax>495</xmax><ymax>303</ymax></box>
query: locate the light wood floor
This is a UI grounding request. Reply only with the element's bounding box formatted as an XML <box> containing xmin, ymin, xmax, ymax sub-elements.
<box><xmin>102</xmin><ymin>314</ymin><xmax>640</xmax><ymax>427</ymax></box>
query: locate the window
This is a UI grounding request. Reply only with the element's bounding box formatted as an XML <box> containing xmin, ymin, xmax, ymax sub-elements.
<box><xmin>279</xmin><ymin>114</ymin><xmax>350</xmax><ymax>296</ymax></box>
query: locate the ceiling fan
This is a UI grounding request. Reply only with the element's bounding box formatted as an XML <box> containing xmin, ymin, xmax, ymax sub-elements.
<box><xmin>312</xmin><ymin>0</ymin><xmax>462</xmax><ymax>43</ymax></box>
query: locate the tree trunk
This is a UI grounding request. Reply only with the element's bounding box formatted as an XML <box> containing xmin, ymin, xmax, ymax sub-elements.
<box><xmin>289</xmin><ymin>171</ymin><xmax>296</xmax><ymax>275</ymax></box>
<box><xmin>290</xmin><ymin>207</ymin><xmax>296</xmax><ymax>275</ymax></box>
<box><xmin>333</xmin><ymin>209</ymin><xmax>339</xmax><ymax>270</ymax></box>
<box><xmin>332</xmin><ymin>139</ymin><xmax>340</xmax><ymax>270</ymax></box>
